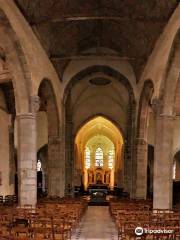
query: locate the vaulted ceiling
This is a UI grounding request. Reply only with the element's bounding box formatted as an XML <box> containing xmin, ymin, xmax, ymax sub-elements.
<box><xmin>75</xmin><ymin>116</ymin><xmax>123</xmax><ymax>147</ymax></box>
<box><xmin>15</xmin><ymin>0</ymin><xmax>178</xmax><ymax>81</ymax></box>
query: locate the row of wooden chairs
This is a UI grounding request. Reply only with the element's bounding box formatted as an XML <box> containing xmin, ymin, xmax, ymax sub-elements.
<box><xmin>110</xmin><ymin>200</ymin><xmax>180</xmax><ymax>240</ymax></box>
<box><xmin>0</xmin><ymin>198</ymin><xmax>87</xmax><ymax>239</ymax></box>
<box><xmin>0</xmin><ymin>195</ymin><xmax>17</xmax><ymax>206</ymax></box>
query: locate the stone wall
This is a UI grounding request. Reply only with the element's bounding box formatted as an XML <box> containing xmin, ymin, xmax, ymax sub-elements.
<box><xmin>0</xmin><ymin>109</ymin><xmax>14</xmax><ymax>196</ymax></box>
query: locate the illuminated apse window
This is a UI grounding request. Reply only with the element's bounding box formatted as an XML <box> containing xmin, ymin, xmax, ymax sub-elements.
<box><xmin>95</xmin><ymin>147</ymin><xmax>103</xmax><ymax>167</ymax></box>
<box><xmin>108</xmin><ymin>149</ymin><xmax>114</xmax><ymax>169</ymax></box>
<box><xmin>85</xmin><ymin>147</ymin><xmax>91</xmax><ymax>169</ymax></box>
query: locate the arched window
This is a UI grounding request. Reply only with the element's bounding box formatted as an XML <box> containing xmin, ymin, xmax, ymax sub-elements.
<box><xmin>108</xmin><ymin>149</ymin><xmax>114</xmax><ymax>169</ymax></box>
<box><xmin>85</xmin><ymin>147</ymin><xmax>91</xmax><ymax>169</ymax></box>
<box><xmin>95</xmin><ymin>147</ymin><xmax>103</xmax><ymax>167</ymax></box>
<box><xmin>37</xmin><ymin>159</ymin><xmax>42</xmax><ymax>172</ymax></box>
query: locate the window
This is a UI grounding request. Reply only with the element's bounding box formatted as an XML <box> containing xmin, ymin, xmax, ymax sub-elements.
<box><xmin>37</xmin><ymin>159</ymin><xmax>42</xmax><ymax>172</ymax></box>
<box><xmin>173</xmin><ymin>161</ymin><xmax>176</xmax><ymax>180</ymax></box>
<box><xmin>108</xmin><ymin>149</ymin><xmax>114</xmax><ymax>169</ymax></box>
<box><xmin>95</xmin><ymin>147</ymin><xmax>103</xmax><ymax>167</ymax></box>
<box><xmin>85</xmin><ymin>147</ymin><xmax>91</xmax><ymax>169</ymax></box>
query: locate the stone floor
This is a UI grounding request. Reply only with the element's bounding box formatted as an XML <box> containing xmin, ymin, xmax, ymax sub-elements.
<box><xmin>72</xmin><ymin>206</ymin><xmax>118</xmax><ymax>240</ymax></box>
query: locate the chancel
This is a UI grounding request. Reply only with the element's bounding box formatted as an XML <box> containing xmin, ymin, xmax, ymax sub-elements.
<box><xmin>0</xmin><ymin>0</ymin><xmax>180</xmax><ymax>239</ymax></box>
<box><xmin>75</xmin><ymin>116</ymin><xmax>123</xmax><ymax>192</ymax></box>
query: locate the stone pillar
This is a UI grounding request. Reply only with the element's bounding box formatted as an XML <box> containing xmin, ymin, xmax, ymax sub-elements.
<box><xmin>17</xmin><ymin>113</ymin><xmax>37</xmax><ymax>207</ymax></box>
<box><xmin>9</xmin><ymin>114</ymin><xmax>16</xmax><ymax>193</ymax></box>
<box><xmin>65</xmin><ymin>120</ymin><xmax>74</xmax><ymax>195</ymax></box>
<box><xmin>153</xmin><ymin>113</ymin><xmax>174</xmax><ymax>209</ymax></box>
<box><xmin>84</xmin><ymin>169</ymin><xmax>88</xmax><ymax>191</ymax></box>
<box><xmin>48</xmin><ymin>136</ymin><xmax>63</xmax><ymax>196</ymax></box>
<box><xmin>124</xmin><ymin>100</ymin><xmax>136</xmax><ymax>197</ymax></box>
<box><xmin>135</xmin><ymin>138</ymin><xmax>148</xmax><ymax>199</ymax></box>
<box><xmin>110</xmin><ymin>169</ymin><xmax>114</xmax><ymax>190</ymax></box>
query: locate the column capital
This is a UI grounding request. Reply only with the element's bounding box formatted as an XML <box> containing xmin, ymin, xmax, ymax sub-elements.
<box><xmin>151</xmin><ymin>97</ymin><xmax>163</xmax><ymax>115</ymax></box>
<box><xmin>151</xmin><ymin>98</ymin><xmax>176</xmax><ymax>119</ymax></box>
<box><xmin>30</xmin><ymin>95</ymin><xmax>40</xmax><ymax>113</ymax></box>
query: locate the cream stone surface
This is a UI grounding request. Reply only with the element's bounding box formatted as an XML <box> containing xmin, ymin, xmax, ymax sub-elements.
<box><xmin>17</xmin><ymin>114</ymin><xmax>37</xmax><ymax>207</ymax></box>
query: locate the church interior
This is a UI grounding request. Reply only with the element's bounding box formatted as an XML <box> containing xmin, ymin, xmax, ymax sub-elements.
<box><xmin>0</xmin><ymin>0</ymin><xmax>180</xmax><ymax>239</ymax></box>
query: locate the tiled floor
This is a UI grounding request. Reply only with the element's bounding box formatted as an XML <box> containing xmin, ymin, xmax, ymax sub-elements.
<box><xmin>72</xmin><ymin>206</ymin><xmax>118</xmax><ymax>240</ymax></box>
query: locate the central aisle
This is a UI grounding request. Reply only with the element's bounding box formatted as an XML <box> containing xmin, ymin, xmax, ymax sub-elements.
<box><xmin>72</xmin><ymin>206</ymin><xmax>118</xmax><ymax>240</ymax></box>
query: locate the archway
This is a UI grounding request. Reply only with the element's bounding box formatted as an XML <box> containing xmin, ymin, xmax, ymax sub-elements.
<box><xmin>37</xmin><ymin>79</ymin><xmax>62</xmax><ymax>197</ymax></box>
<box><xmin>64</xmin><ymin>65</ymin><xmax>135</xmax><ymax>196</ymax></box>
<box><xmin>75</xmin><ymin>116</ymin><xmax>124</xmax><ymax>192</ymax></box>
<box><xmin>36</xmin><ymin>144</ymin><xmax>48</xmax><ymax>197</ymax></box>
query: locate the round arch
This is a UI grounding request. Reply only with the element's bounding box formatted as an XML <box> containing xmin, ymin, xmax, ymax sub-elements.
<box><xmin>37</xmin><ymin>79</ymin><xmax>63</xmax><ymax>197</ymax></box>
<box><xmin>135</xmin><ymin>80</ymin><xmax>154</xmax><ymax>199</ymax></box>
<box><xmin>63</xmin><ymin>65</ymin><xmax>136</xmax><ymax>196</ymax></box>
<box><xmin>38</xmin><ymin>79</ymin><xmax>60</xmax><ymax>136</ymax></box>
<box><xmin>158</xmin><ymin>28</ymin><xmax>180</xmax><ymax>102</ymax></box>
<box><xmin>137</xmin><ymin>80</ymin><xmax>154</xmax><ymax>140</ymax></box>
<box><xmin>63</xmin><ymin>65</ymin><xmax>135</xmax><ymax>104</ymax></box>
<box><xmin>0</xmin><ymin>21</ymin><xmax>29</xmax><ymax>113</ymax></box>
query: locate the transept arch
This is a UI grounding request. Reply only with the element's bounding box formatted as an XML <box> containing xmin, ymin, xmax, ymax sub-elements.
<box><xmin>37</xmin><ymin>79</ymin><xmax>63</xmax><ymax>197</ymax></box>
<box><xmin>63</xmin><ymin>65</ymin><xmax>136</xmax><ymax>196</ymax></box>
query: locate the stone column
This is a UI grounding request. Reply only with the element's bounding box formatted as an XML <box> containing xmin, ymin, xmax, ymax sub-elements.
<box><xmin>153</xmin><ymin>113</ymin><xmax>174</xmax><ymax>209</ymax></box>
<box><xmin>65</xmin><ymin>120</ymin><xmax>74</xmax><ymax>195</ymax></box>
<box><xmin>9</xmin><ymin>114</ymin><xmax>16</xmax><ymax>193</ymax></box>
<box><xmin>84</xmin><ymin>169</ymin><xmax>88</xmax><ymax>191</ymax></box>
<box><xmin>135</xmin><ymin>138</ymin><xmax>148</xmax><ymax>199</ymax></box>
<box><xmin>17</xmin><ymin>113</ymin><xmax>37</xmax><ymax>207</ymax></box>
<box><xmin>124</xmin><ymin>100</ymin><xmax>136</xmax><ymax>197</ymax></box>
<box><xmin>110</xmin><ymin>169</ymin><xmax>114</xmax><ymax>190</ymax></box>
<box><xmin>48</xmin><ymin>136</ymin><xmax>63</xmax><ymax>197</ymax></box>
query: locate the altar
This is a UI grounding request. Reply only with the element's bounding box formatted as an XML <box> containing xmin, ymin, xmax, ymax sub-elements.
<box><xmin>87</xmin><ymin>168</ymin><xmax>111</xmax><ymax>186</ymax></box>
<box><xmin>88</xmin><ymin>184</ymin><xmax>108</xmax><ymax>205</ymax></box>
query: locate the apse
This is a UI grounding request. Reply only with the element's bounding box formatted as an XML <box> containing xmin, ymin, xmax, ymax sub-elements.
<box><xmin>74</xmin><ymin>116</ymin><xmax>123</xmax><ymax>190</ymax></box>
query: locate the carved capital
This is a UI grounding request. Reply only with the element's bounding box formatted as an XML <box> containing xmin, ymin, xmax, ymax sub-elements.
<box><xmin>151</xmin><ymin>97</ymin><xmax>163</xmax><ymax>115</ymax></box>
<box><xmin>30</xmin><ymin>96</ymin><xmax>40</xmax><ymax>113</ymax></box>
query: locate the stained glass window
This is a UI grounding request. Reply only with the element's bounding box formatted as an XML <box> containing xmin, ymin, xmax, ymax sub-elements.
<box><xmin>85</xmin><ymin>147</ymin><xmax>91</xmax><ymax>169</ymax></box>
<box><xmin>95</xmin><ymin>147</ymin><xmax>103</xmax><ymax>167</ymax></box>
<box><xmin>108</xmin><ymin>149</ymin><xmax>114</xmax><ymax>169</ymax></box>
